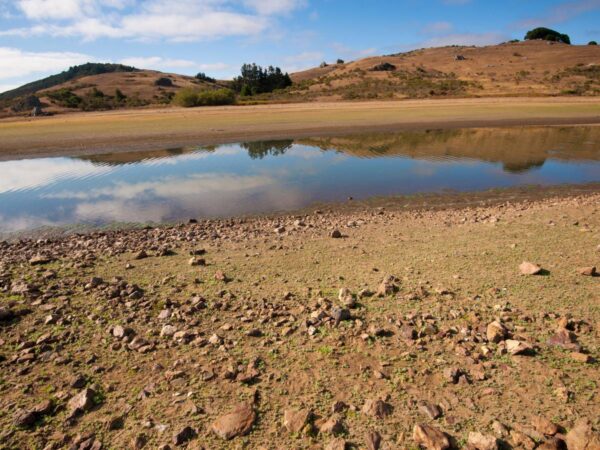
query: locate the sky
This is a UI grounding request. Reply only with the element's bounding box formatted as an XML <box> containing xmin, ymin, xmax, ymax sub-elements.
<box><xmin>0</xmin><ymin>0</ymin><xmax>599</xmax><ymax>93</ymax></box>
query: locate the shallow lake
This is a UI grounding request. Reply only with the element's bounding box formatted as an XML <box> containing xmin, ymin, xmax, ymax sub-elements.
<box><xmin>1</xmin><ymin>126</ymin><xmax>600</xmax><ymax>235</ymax></box>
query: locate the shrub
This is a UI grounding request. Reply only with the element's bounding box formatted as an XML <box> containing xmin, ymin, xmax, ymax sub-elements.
<box><xmin>46</xmin><ymin>88</ymin><xmax>83</xmax><ymax>108</ymax></box>
<box><xmin>155</xmin><ymin>77</ymin><xmax>173</xmax><ymax>87</ymax></box>
<box><xmin>336</xmin><ymin>59</ymin><xmax>345</xmax><ymax>64</ymax></box>
<box><xmin>195</xmin><ymin>72</ymin><xmax>216</xmax><ymax>83</ymax></box>
<box><xmin>524</xmin><ymin>27</ymin><xmax>570</xmax><ymax>44</ymax></box>
<box><xmin>172</xmin><ymin>88</ymin><xmax>235</xmax><ymax>107</ymax></box>
<box><xmin>371</xmin><ymin>62</ymin><xmax>396</xmax><ymax>71</ymax></box>
<box><xmin>589</xmin><ymin>41</ymin><xmax>598</xmax><ymax>46</ymax></box>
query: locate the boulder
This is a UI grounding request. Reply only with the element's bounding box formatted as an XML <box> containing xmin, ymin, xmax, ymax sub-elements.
<box><xmin>566</xmin><ymin>419</ymin><xmax>600</xmax><ymax>450</ymax></box>
<box><xmin>520</xmin><ymin>261</ymin><xmax>543</xmax><ymax>275</ymax></box>
<box><xmin>211</xmin><ymin>403</ymin><xmax>256</xmax><ymax>440</ymax></box>
<box><xmin>283</xmin><ymin>408</ymin><xmax>310</xmax><ymax>434</ymax></box>
<box><xmin>413</xmin><ymin>424</ymin><xmax>450</xmax><ymax>450</ymax></box>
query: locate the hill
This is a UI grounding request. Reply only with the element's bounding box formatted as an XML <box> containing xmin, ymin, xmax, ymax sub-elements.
<box><xmin>1</xmin><ymin>41</ymin><xmax>599</xmax><ymax>117</ymax></box>
<box><xmin>0</xmin><ymin>63</ymin><xmax>221</xmax><ymax>117</ymax></box>
<box><xmin>280</xmin><ymin>40</ymin><xmax>600</xmax><ymax>101</ymax></box>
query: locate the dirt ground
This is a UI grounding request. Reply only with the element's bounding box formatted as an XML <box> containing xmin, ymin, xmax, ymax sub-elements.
<box><xmin>1</xmin><ymin>97</ymin><xmax>600</xmax><ymax>160</ymax></box>
<box><xmin>1</xmin><ymin>186</ymin><xmax>599</xmax><ymax>449</ymax></box>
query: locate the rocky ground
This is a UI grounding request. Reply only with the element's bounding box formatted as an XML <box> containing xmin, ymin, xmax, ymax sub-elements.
<box><xmin>1</xmin><ymin>190</ymin><xmax>599</xmax><ymax>450</ymax></box>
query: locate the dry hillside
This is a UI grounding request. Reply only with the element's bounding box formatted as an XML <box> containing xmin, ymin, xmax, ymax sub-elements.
<box><xmin>285</xmin><ymin>40</ymin><xmax>600</xmax><ymax>101</ymax></box>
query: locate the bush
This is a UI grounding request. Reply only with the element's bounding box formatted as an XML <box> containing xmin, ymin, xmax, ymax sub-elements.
<box><xmin>195</xmin><ymin>72</ymin><xmax>216</xmax><ymax>83</ymax></box>
<box><xmin>371</xmin><ymin>62</ymin><xmax>396</xmax><ymax>71</ymax></box>
<box><xmin>589</xmin><ymin>41</ymin><xmax>598</xmax><ymax>46</ymax></box>
<box><xmin>155</xmin><ymin>77</ymin><xmax>173</xmax><ymax>87</ymax></box>
<box><xmin>172</xmin><ymin>88</ymin><xmax>235</xmax><ymax>107</ymax></box>
<box><xmin>336</xmin><ymin>59</ymin><xmax>345</xmax><ymax>64</ymax></box>
<box><xmin>46</xmin><ymin>88</ymin><xmax>83</xmax><ymax>108</ymax></box>
<box><xmin>524</xmin><ymin>27</ymin><xmax>570</xmax><ymax>44</ymax></box>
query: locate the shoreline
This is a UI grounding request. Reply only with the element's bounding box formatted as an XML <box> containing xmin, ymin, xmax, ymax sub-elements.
<box><xmin>4</xmin><ymin>182</ymin><xmax>600</xmax><ymax>241</ymax></box>
<box><xmin>1</xmin><ymin>97</ymin><xmax>600</xmax><ymax>160</ymax></box>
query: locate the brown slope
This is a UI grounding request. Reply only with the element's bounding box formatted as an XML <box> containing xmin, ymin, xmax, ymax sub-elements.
<box><xmin>287</xmin><ymin>40</ymin><xmax>600</xmax><ymax>101</ymax></box>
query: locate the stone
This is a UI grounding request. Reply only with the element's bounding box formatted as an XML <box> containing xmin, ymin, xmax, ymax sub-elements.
<box><xmin>160</xmin><ymin>325</ymin><xmax>177</xmax><ymax>338</ymax></box>
<box><xmin>325</xmin><ymin>438</ymin><xmax>347</xmax><ymax>450</ymax></box>
<box><xmin>547</xmin><ymin>328</ymin><xmax>581</xmax><ymax>352</ymax></box>
<box><xmin>419</xmin><ymin>401</ymin><xmax>442</xmax><ymax>420</ymax></box>
<box><xmin>172</xmin><ymin>426</ymin><xmax>196</xmax><ymax>446</ymax></box>
<box><xmin>211</xmin><ymin>403</ymin><xmax>256</xmax><ymax>440</ymax></box>
<box><xmin>377</xmin><ymin>275</ymin><xmax>398</xmax><ymax>297</ymax></box>
<box><xmin>366</xmin><ymin>430</ymin><xmax>382</xmax><ymax>450</ymax></box>
<box><xmin>505</xmin><ymin>339</ymin><xmax>533</xmax><ymax>355</ymax></box>
<box><xmin>443</xmin><ymin>367</ymin><xmax>461</xmax><ymax>384</ymax></box>
<box><xmin>362</xmin><ymin>398</ymin><xmax>392</xmax><ymax>419</ymax></box>
<box><xmin>330</xmin><ymin>229</ymin><xmax>342</xmax><ymax>239</ymax></box>
<box><xmin>571</xmin><ymin>352</ymin><xmax>592</xmax><ymax>363</ymax></box>
<box><xmin>338</xmin><ymin>288</ymin><xmax>356</xmax><ymax>308</ymax></box>
<box><xmin>486</xmin><ymin>321</ymin><xmax>508</xmax><ymax>343</ymax></box>
<box><xmin>134</xmin><ymin>250</ymin><xmax>148</xmax><ymax>260</ymax></box>
<box><xmin>510</xmin><ymin>430</ymin><xmax>536</xmax><ymax>450</ymax></box>
<box><xmin>13</xmin><ymin>408</ymin><xmax>38</xmax><ymax>428</ymax></box>
<box><xmin>131</xmin><ymin>433</ymin><xmax>148</xmax><ymax>449</ymax></box>
<box><xmin>566</xmin><ymin>419</ymin><xmax>600</xmax><ymax>450</ymax></box>
<box><xmin>319</xmin><ymin>415</ymin><xmax>344</xmax><ymax>435</ymax></box>
<box><xmin>0</xmin><ymin>306</ymin><xmax>15</xmax><ymax>322</ymax></box>
<box><xmin>283</xmin><ymin>408</ymin><xmax>311</xmax><ymax>434</ymax></box>
<box><xmin>29</xmin><ymin>255</ymin><xmax>52</xmax><ymax>265</ymax></box>
<box><xmin>532</xmin><ymin>416</ymin><xmax>559</xmax><ymax>436</ymax></box>
<box><xmin>188</xmin><ymin>257</ymin><xmax>206</xmax><ymax>267</ymax></box>
<box><xmin>413</xmin><ymin>424</ymin><xmax>450</xmax><ymax>450</ymax></box>
<box><xmin>520</xmin><ymin>261</ymin><xmax>543</xmax><ymax>275</ymax></box>
<box><xmin>467</xmin><ymin>432</ymin><xmax>498</xmax><ymax>450</ymax></box>
<box><xmin>67</xmin><ymin>388</ymin><xmax>96</xmax><ymax>419</ymax></box>
<box><xmin>330</xmin><ymin>307</ymin><xmax>351</xmax><ymax>325</ymax></box>
<box><xmin>579</xmin><ymin>267</ymin><xmax>597</xmax><ymax>276</ymax></box>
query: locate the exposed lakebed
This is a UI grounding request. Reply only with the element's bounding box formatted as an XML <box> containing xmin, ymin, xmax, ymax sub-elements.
<box><xmin>1</xmin><ymin>126</ymin><xmax>600</xmax><ymax>234</ymax></box>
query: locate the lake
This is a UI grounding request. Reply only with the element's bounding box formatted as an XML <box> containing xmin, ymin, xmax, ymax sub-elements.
<box><xmin>1</xmin><ymin>126</ymin><xmax>600</xmax><ymax>235</ymax></box>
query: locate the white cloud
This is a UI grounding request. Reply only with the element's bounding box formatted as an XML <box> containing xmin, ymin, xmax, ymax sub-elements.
<box><xmin>283</xmin><ymin>51</ymin><xmax>324</xmax><ymax>72</ymax></box>
<box><xmin>517</xmin><ymin>0</ymin><xmax>600</xmax><ymax>29</ymax></box>
<box><xmin>2</xmin><ymin>0</ymin><xmax>305</xmax><ymax>41</ymax></box>
<box><xmin>331</xmin><ymin>43</ymin><xmax>378</xmax><ymax>61</ymax></box>
<box><xmin>0</xmin><ymin>47</ymin><xmax>90</xmax><ymax>82</ymax></box>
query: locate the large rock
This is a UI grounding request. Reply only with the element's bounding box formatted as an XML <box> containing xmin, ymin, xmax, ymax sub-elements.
<box><xmin>467</xmin><ymin>432</ymin><xmax>498</xmax><ymax>450</ymax></box>
<box><xmin>520</xmin><ymin>261</ymin><xmax>543</xmax><ymax>275</ymax></box>
<box><xmin>362</xmin><ymin>398</ymin><xmax>392</xmax><ymax>419</ymax></box>
<box><xmin>413</xmin><ymin>424</ymin><xmax>450</xmax><ymax>450</ymax></box>
<box><xmin>283</xmin><ymin>408</ymin><xmax>311</xmax><ymax>434</ymax></box>
<box><xmin>505</xmin><ymin>339</ymin><xmax>533</xmax><ymax>355</ymax></box>
<box><xmin>547</xmin><ymin>328</ymin><xmax>582</xmax><ymax>352</ymax></box>
<box><xmin>566</xmin><ymin>419</ymin><xmax>600</xmax><ymax>450</ymax></box>
<box><xmin>211</xmin><ymin>403</ymin><xmax>256</xmax><ymax>440</ymax></box>
<box><xmin>67</xmin><ymin>388</ymin><xmax>96</xmax><ymax>419</ymax></box>
<box><xmin>487</xmin><ymin>321</ymin><xmax>508</xmax><ymax>343</ymax></box>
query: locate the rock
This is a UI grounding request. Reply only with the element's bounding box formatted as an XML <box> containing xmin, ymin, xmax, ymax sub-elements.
<box><xmin>330</xmin><ymin>230</ymin><xmax>342</xmax><ymax>239</ymax></box>
<box><xmin>214</xmin><ymin>270</ymin><xmax>228</xmax><ymax>282</ymax></box>
<box><xmin>283</xmin><ymin>408</ymin><xmax>311</xmax><ymax>434</ymax></box>
<box><xmin>160</xmin><ymin>325</ymin><xmax>177</xmax><ymax>338</ymax></box>
<box><xmin>325</xmin><ymin>438</ymin><xmax>347</xmax><ymax>450</ymax></box>
<box><xmin>366</xmin><ymin>430</ymin><xmax>382</xmax><ymax>450</ymax></box>
<box><xmin>443</xmin><ymin>367</ymin><xmax>461</xmax><ymax>384</ymax></box>
<box><xmin>67</xmin><ymin>388</ymin><xmax>96</xmax><ymax>419</ymax></box>
<box><xmin>486</xmin><ymin>321</ymin><xmax>508</xmax><ymax>343</ymax></box>
<box><xmin>188</xmin><ymin>257</ymin><xmax>205</xmax><ymax>267</ymax></box>
<box><xmin>547</xmin><ymin>328</ymin><xmax>581</xmax><ymax>352</ymax></box>
<box><xmin>520</xmin><ymin>261</ymin><xmax>543</xmax><ymax>275</ymax></box>
<box><xmin>413</xmin><ymin>423</ymin><xmax>450</xmax><ymax>450</ymax></box>
<box><xmin>112</xmin><ymin>325</ymin><xmax>134</xmax><ymax>339</ymax></box>
<box><xmin>131</xmin><ymin>433</ymin><xmax>148</xmax><ymax>449</ymax></box>
<box><xmin>467</xmin><ymin>432</ymin><xmax>498</xmax><ymax>450</ymax></box>
<box><xmin>172</xmin><ymin>426</ymin><xmax>197</xmax><ymax>446</ymax></box>
<box><xmin>0</xmin><ymin>306</ymin><xmax>15</xmax><ymax>322</ymax></box>
<box><xmin>532</xmin><ymin>416</ymin><xmax>559</xmax><ymax>436</ymax></box>
<box><xmin>211</xmin><ymin>403</ymin><xmax>256</xmax><ymax>440</ymax></box>
<box><xmin>29</xmin><ymin>255</ymin><xmax>52</xmax><ymax>265</ymax></box>
<box><xmin>537</xmin><ymin>438</ymin><xmax>565</xmax><ymax>450</ymax></box>
<box><xmin>571</xmin><ymin>352</ymin><xmax>592</xmax><ymax>363</ymax></box>
<box><xmin>362</xmin><ymin>398</ymin><xmax>392</xmax><ymax>419</ymax></box>
<box><xmin>491</xmin><ymin>421</ymin><xmax>510</xmax><ymax>438</ymax></box>
<box><xmin>338</xmin><ymin>288</ymin><xmax>356</xmax><ymax>308</ymax></box>
<box><xmin>579</xmin><ymin>267</ymin><xmax>597</xmax><ymax>276</ymax></box>
<box><xmin>566</xmin><ymin>419</ymin><xmax>600</xmax><ymax>450</ymax></box>
<box><xmin>330</xmin><ymin>307</ymin><xmax>351</xmax><ymax>325</ymax></box>
<box><xmin>419</xmin><ymin>401</ymin><xmax>442</xmax><ymax>420</ymax></box>
<box><xmin>319</xmin><ymin>415</ymin><xmax>344</xmax><ymax>435</ymax></box>
<box><xmin>13</xmin><ymin>408</ymin><xmax>38</xmax><ymax>428</ymax></box>
<box><xmin>505</xmin><ymin>339</ymin><xmax>533</xmax><ymax>355</ymax></box>
<box><xmin>510</xmin><ymin>430</ymin><xmax>536</xmax><ymax>450</ymax></box>
<box><xmin>377</xmin><ymin>275</ymin><xmax>398</xmax><ymax>297</ymax></box>
<box><xmin>134</xmin><ymin>250</ymin><xmax>148</xmax><ymax>260</ymax></box>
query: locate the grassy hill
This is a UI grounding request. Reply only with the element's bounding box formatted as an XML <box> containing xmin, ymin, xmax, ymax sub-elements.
<box><xmin>278</xmin><ymin>40</ymin><xmax>600</xmax><ymax>101</ymax></box>
<box><xmin>2</xmin><ymin>41</ymin><xmax>599</xmax><ymax>117</ymax></box>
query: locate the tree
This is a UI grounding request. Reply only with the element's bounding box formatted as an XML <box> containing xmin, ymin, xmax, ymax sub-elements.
<box><xmin>196</xmin><ymin>72</ymin><xmax>216</xmax><ymax>83</ymax></box>
<box><xmin>524</xmin><ymin>27</ymin><xmax>571</xmax><ymax>44</ymax></box>
<box><xmin>589</xmin><ymin>41</ymin><xmax>598</xmax><ymax>45</ymax></box>
<box><xmin>336</xmin><ymin>59</ymin><xmax>345</xmax><ymax>64</ymax></box>
<box><xmin>232</xmin><ymin>64</ymin><xmax>292</xmax><ymax>96</ymax></box>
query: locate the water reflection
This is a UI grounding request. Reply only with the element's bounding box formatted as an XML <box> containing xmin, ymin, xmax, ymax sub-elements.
<box><xmin>1</xmin><ymin>126</ymin><xmax>600</xmax><ymax>234</ymax></box>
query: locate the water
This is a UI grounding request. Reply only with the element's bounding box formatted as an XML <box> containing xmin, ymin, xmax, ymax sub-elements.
<box><xmin>1</xmin><ymin>126</ymin><xmax>600</xmax><ymax>234</ymax></box>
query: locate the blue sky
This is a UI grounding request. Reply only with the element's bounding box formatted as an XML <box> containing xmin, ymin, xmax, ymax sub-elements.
<box><xmin>1</xmin><ymin>0</ymin><xmax>599</xmax><ymax>93</ymax></box>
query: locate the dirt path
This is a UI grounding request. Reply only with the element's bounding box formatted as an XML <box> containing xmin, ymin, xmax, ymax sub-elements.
<box><xmin>1</xmin><ymin>97</ymin><xmax>600</xmax><ymax>160</ymax></box>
